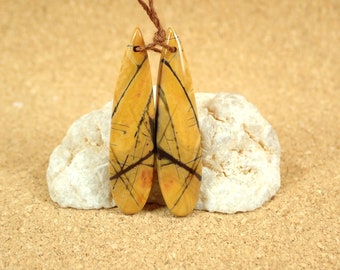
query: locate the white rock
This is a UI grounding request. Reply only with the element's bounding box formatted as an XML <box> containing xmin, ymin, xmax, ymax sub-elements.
<box><xmin>46</xmin><ymin>104</ymin><xmax>114</xmax><ymax>209</ymax></box>
<box><xmin>196</xmin><ymin>93</ymin><xmax>280</xmax><ymax>213</ymax></box>
<box><xmin>46</xmin><ymin>93</ymin><xmax>280</xmax><ymax>213</ymax></box>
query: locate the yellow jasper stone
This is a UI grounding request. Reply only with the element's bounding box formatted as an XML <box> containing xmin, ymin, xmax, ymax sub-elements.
<box><xmin>109</xmin><ymin>28</ymin><xmax>155</xmax><ymax>214</ymax></box>
<box><xmin>156</xmin><ymin>28</ymin><xmax>202</xmax><ymax>217</ymax></box>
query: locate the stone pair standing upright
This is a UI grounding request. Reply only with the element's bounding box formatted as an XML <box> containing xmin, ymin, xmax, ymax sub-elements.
<box><xmin>109</xmin><ymin>28</ymin><xmax>202</xmax><ymax>217</ymax></box>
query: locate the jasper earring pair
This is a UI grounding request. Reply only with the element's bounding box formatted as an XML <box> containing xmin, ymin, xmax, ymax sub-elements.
<box><xmin>109</xmin><ymin>28</ymin><xmax>202</xmax><ymax>217</ymax></box>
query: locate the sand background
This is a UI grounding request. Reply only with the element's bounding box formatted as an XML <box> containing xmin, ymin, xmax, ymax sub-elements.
<box><xmin>0</xmin><ymin>0</ymin><xmax>339</xmax><ymax>269</ymax></box>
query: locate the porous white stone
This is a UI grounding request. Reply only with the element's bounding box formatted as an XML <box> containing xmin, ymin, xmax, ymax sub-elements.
<box><xmin>46</xmin><ymin>104</ymin><xmax>114</xmax><ymax>209</ymax></box>
<box><xmin>195</xmin><ymin>93</ymin><xmax>281</xmax><ymax>213</ymax></box>
<box><xmin>46</xmin><ymin>92</ymin><xmax>281</xmax><ymax>213</ymax></box>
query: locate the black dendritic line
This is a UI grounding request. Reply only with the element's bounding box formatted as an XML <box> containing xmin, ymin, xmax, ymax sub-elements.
<box><xmin>161</xmin><ymin>58</ymin><xmax>199</xmax><ymax>127</ymax></box>
<box><xmin>157</xmin><ymin>148</ymin><xmax>202</xmax><ymax>180</ymax></box>
<box><xmin>170</xmin><ymin>151</ymin><xmax>202</xmax><ymax>209</ymax></box>
<box><xmin>111</xmin><ymin>54</ymin><xmax>148</xmax><ymax>118</ymax></box>
<box><xmin>157</xmin><ymin>86</ymin><xmax>181</xmax><ymax>162</ymax></box>
<box><xmin>129</xmin><ymin>91</ymin><xmax>155</xmax><ymax>192</ymax></box>
<box><xmin>110</xmin><ymin>156</ymin><xmax>141</xmax><ymax>207</ymax></box>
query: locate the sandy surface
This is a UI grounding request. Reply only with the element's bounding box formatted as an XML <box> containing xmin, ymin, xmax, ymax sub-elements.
<box><xmin>1</xmin><ymin>0</ymin><xmax>339</xmax><ymax>269</ymax></box>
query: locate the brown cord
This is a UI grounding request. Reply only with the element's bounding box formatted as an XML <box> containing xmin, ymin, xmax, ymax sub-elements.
<box><xmin>135</xmin><ymin>0</ymin><xmax>176</xmax><ymax>53</ymax></box>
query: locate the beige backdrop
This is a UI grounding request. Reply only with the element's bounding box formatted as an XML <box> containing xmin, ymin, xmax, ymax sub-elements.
<box><xmin>0</xmin><ymin>0</ymin><xmax>339</xmax><ymax>269</ymax></box>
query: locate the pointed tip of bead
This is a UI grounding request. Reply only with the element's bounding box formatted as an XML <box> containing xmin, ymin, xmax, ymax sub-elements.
<box><xmin>133</xmin><ymin>27</ymin><xmax>142</xmax><ymax>36</ymax></box>
<box><xmin>166</xmin><ymin>27</ymin><xmax>177</xmax><ymax>39</ymax></box>
<box><xmin>130</xmin><ymin>27</ymin><xmax>145</xmax><ymax>48</ymax></box>
<box><xmin>132</xmin><ymin>27</ymin><xmax>143</xmax><ymax>40</ymax></box>
<box><xmin>166</xmin><ymin>27</ymin><xmax>174</xmax><ymax>33</ymax></box>
<box><xmin>163</xmin><ymin>27</ymin><xmax>180</xmax><ymax>53</ymax></box>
